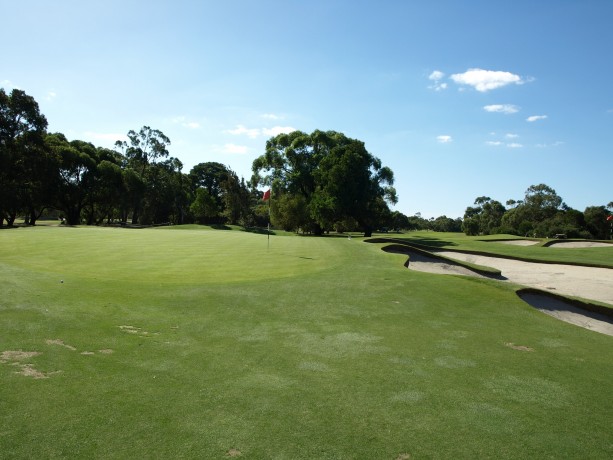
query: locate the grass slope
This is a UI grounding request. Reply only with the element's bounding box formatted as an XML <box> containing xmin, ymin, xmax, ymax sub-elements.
<box><xmin>1</xmin><ymin>227</ymin><xmax>612</xmax><ymax>459</ymax></box>
<box><xmin>395</xmin><ymin>231</ymin><xmax>613</xmax><ymax>268</ymax></box>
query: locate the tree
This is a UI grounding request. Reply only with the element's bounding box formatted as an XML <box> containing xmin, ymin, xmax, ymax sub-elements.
<box><xmin>522</xmin><ymin>184</ymin><xmax>563</xmax><ymax>222</ymax></box>
<box><xmin>584</xmin><ymin>206</ymin><xmax>610</xmax><ymax>239</ymax></box>
<box><xmin>252</xmin><ymin>130</ymin><xmax>397</xmax><ymax>236</ymax></box>
<box><xmin>115</xmin><ymin>126</ymin><xmax>171</xmax><ymax>224</ymax></box>
<box><xmin>431</xmin><ymin>215</ymin><xmax>462</xmax><ymax>232</ymax></box>
<box><xmin>190</xmin><ymin>188</ymin><xmax>218</xmax><ymax>224</ymax></box>
<box><xmin>47</xmin><ymin>134</ymin><xmax>97</xmax><ymax>225</ymax></box>
<box><xmin>0</xmin><ymin>88</ymin><xmax>48</xmax><ymax>226</ymax></box>
<box><xmin>189</xmin><ymin>162</ymin><xmax>231</xmax><ymax>223</ymax></box>
<box><xmin>462</xmin><ymin>197</ymin><xmax>505</xmax><ymax>235</ymax></box>
<box><xmin>390</xmin><ymin>211</ymin><xmax>410</xmax><ymax>231</ymax></box>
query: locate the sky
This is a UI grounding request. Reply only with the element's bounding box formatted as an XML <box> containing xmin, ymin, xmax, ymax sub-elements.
<box><xmin>2</xmin><ymin>0</ymin><xmax>612</xmax><ymax>218</ymax></box>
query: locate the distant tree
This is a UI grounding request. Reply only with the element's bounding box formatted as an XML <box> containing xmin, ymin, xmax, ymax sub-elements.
<box><xmin>431</xmin><ymin>215</ymin><xmax>462</xmax><ymax>232</ymax></box>
<box><xmin>91</xmin><ymin>158</ymin><xmax>124</xmax><ymax>224</ymax></box>
<box><xmin>390</xmin><ymin>211</ymin><xmax>410</xmax><ymax>231</ymax></box>
<box><xmin>253</xmin><ymin>130</ymin><xmax>396</xmax><ymax>236</ymax></box>
<box><xmin>46</xmin><ymin>135</ymin><xmax>98</xmax><ymax>225</ymax></box>
<box><xmin>0</xmin><ymin>88</ymin><xmax>49</xmax><ymax>226</ymax></box>
<box><xmin>584</xmin><ymin>206</ymin><xmax>610</xmax><ymax>239</ymax></box>
<box><xmin>523</xmin><ymin>184</ymin><xmax>563</xmax><ymax>222</ymax></box>
<box><xmin>188</xmin><ymin>162</ymin><xmax>231</xmax><ymax>223</ymax></box>
<box><xmin>462</xmin><ymin>197</ymin><xmax>505</xmax><ymax>235</ymax></box>
<box><xmin>115</xmin><ymin>126</ymin><xmax>171</xmax><ymax>224</ymax></box>
<box><xmin>221</xmin><ymin>174</ymin><xmax>253</xmax><ymax>226</ymax></box>
<box><xmin>190</xmin><ymin>188</ymin><xmax>218</xmax><ymax>224</ymax></box>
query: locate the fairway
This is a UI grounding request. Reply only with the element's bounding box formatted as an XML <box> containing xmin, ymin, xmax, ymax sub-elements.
<box><xmin>1</xmin><ymin>227</ymin><xmax>612</xmax><ymax>459</ymax></box>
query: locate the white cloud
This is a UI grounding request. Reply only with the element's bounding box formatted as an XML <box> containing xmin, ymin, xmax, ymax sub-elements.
<box><xmin>223</xmin><ymin>143</ymin><xmax>248</xmax><ymax>154</ymax></box>
<box><xmin>226</xmin><ymin>124</ymin><xmax>260</xmax><ymax>138</ymax></box>
<box><xmin>506</xmin><ymin>143</ymin><xmax>523</xmax><ymax>148</ymax></box>
<box><xmin>486</xmin><ymin>141</ymin><xmax>503</xmax><ymax>146</ymax></box>
<box><xmin>483</xmin><ymin>104</ymin><xmax>519</xmax><ymax>114</ymax></box>
<box><xmin>429</xmin><ymin>70</ymin><xmax>445</xmax><ymax>81</ymax></box>
<box><xmin>226</xmin><ymin>124</ymin><xmax>296</xmax><ymax>138</ymax></box>
<box><xmin>1</xmin><ymin>79</ymin><xmax>19</xmax><ymax>90</ymax></box>
<box><xmin>45</xmin><ymin>91</ymin><xmax>57</xmax><ymax>101</ymax></box>
<box><xmin>428</xmin><ymin>70</ymin><xmax>447</xmax><ymax>91</ymax></box>
<box><xmin>526</xmin><ymin>115</ymin><xmax>547</xmax><ymax>122</ymax></box>
<box><xmin>536</xmin><ymin>141</ymin><xmax>564</xmax><ymax>148</ymax></box>
<box><xmin>172</xmin><ymin>116</ymin><xmax>201</xmax><ymax>129</ymax></box>
<box><xmin>261</xmin><ymin>113</ymin><xmax>282</xmax><ymax>120</ymax></box>
<box><xmin>505</xmin><ymin>133</ymin><xmax>519</xmax><ymax>139</ymax></box>
<box><xmin>262</xmin><ymin>126</ymin><xmax>296</xmax><ymax>137</ymax></box>
<box><xmin>437</xmin><ymin>135</ymin><xmax>453</xmax><ymax>143</ymax></box>
<box><xmin>450</xmin><ymin>68</ymin><xmax>524</xmax><ymax>92</ymax></box>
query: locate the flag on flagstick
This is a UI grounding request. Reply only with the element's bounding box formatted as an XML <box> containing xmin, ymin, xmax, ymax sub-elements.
<box><xmin>607</xmin><ymin>215</ymin><xmax>613</xmax><ymax>221</ymax></box>
<box><xmin>262</xmin><ymin>189</ymin><xmax>271</xmax><ymax>201</ymax></box>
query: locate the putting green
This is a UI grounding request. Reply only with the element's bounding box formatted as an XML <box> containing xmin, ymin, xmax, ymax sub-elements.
<box><xmin>0</xmin><ymin>226</ymin><xmax>347</xmax><ymax>284</ymax></box>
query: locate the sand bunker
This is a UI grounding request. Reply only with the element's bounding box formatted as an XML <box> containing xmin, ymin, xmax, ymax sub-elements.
<box><xmin>497</xmin><ymin>240</ymin><xmax>539</xmax><ymax>246</ymax></box>
<box><xmin>394</xmin><ymin>245</ymin><xmax>613</xmax><ymax>335</ymax></box>
<box><xmin>431</xmin><ymin>251</ymin><xmax>613</xmax><ymax>306</ymax></box>
<box><xmin>519</xmin><ymin>292</ymin><xmax>613</xmax><ymax>336</ymax></box>
<box><xmin>547</xmin><ymin>241</ymin><xmax>612</xmax><ymax>248</ymax></box>
<box><xmin>402</xmin><ymin>250</ymin><xmax>488</xmax><ymax>277</ymax></box>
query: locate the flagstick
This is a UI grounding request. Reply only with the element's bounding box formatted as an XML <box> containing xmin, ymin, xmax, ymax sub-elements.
<box><xmin>267</xmin><ymin>191</ymin><xmax>271</xmax><ymax>250</ymax></box>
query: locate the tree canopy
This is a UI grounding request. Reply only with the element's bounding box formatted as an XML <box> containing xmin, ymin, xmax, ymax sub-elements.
<box><xmin>2</xmin><ymin>86</ymin><xmax>611</xmax><ymax>238</ymax></box>
<box><xmin>251</xmin><ymin>130</ymin><xmax>396</xmax><ymax>236</ymax></box>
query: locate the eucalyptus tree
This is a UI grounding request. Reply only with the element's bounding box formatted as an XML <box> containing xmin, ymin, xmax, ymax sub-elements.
<box><xmin>462</xmin><ymin>196</ymin><xmax>505</xmax><ymax>235</ymax></box>
<box><xmin>0</xmin><ymin>88</ymin><xmax>48</xmax><ymax>226</ymax></box>
<box><xmin>45</xmin><ymin>134</ymin><xmax>98</xmax><ymax>225</ymax></box>
<box><xmin>115</xmin><ymin>126</ymin><xmax>171</xmax><ymax>224</ymax></box>
<box><xmin>252</xmin><ymin>130</ymin><xmax>396</xmax><ymax>236</ymax></box>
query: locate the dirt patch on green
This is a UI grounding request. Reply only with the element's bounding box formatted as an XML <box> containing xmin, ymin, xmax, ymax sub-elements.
<box><xmin>505</xmin><ymin>343</ymin><xmax>534</xmax><ymax>352</ymax></box>
<box><xmin>118</xmin><ymin>325</ymin><xmax>157</xmax><ymax>336</ymax></box>
<box><xmin>1</xmin><ymin>350</ymin><xmax>54</xmax><ymax>379</ymax></box>
<box><xmin>1</xmin><ymin>350</ymin><xmax>41</xmax><ymax>362</ymax></box>
<box><xmin>46</xmin><ymin>339</ymin><xmax>77</xmax><ymax>350</ymax></box>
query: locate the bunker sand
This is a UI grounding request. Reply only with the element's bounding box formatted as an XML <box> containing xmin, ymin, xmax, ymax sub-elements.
<box><xmin>403</xmin><ymin>249</ymin><xmax>613</xmax><ymax>336</ymax></box>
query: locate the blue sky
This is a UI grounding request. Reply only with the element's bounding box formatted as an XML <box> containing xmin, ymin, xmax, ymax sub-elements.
<box><xmin>2</xmin><ymin>0</ymin><xmax>612</xmax><ymax>218</ymax></box>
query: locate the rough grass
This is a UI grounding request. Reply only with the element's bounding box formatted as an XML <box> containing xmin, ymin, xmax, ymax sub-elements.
<box><xmin>1</xmin><ymin>226</ymin><xmax>612</xmax><ymax>459</ymax></box>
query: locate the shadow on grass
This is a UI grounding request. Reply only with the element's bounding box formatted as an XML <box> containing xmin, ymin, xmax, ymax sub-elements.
<box><xmin>365</xmin><ymin>236</ymin><xmax>457</xmax><ymax>249</ymax></box>
<box><xmin>210</xmin><ymin>224</ymin><xmax>232</xmax><ymax>230</ymax></box>
<box><xmin>243</xmin><ymin>226</ymin><xmax>277</xmax><ymax>235</ymax></box>
<box><xmin>517</xmin><ymin>288</ymin><xmax>613</xmax><ymax>336</ymax></box>
<box><xmin>373</xmin><ymin>241</ymin><xmax>504</xmax><ymax>278</ymax></box>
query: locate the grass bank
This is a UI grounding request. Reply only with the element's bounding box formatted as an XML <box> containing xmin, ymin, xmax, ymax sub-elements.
<box><xmin>1</xmin><ymin>227</ymin><xmax>612</xmax><ymax>458</ymax></box>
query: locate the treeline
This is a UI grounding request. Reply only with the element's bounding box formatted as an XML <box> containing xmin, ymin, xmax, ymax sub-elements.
<box><xmin>0</xmin><ymin>89</ymin><xmax>261</xmax><ymax>228</ymax></box>
<box><xmin>1</xmin><ymin>88</ymin><xmax>398</xmax><ymax>235</ymax></box>
<box><xmin>461</xmin><ymin>184</ymin><xmax>613</xmax><ymax>239</ymax></box>
<box><xmin>4</xmin><ymin>88</ymin><xmax>610</xmax><ymax>238</ymax></box>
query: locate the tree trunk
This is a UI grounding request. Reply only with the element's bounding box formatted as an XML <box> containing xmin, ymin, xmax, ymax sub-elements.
<box><xmin>29</xmin><ymin>208</ymin><xmax>37</xmax><ymax>226</ymax></box>
<box><xmin>131</xmin><ymin>204</ymin><xmax>140</xmax><ymax>224</ymax></box>
<box><xmin>363</xmin><ymin>226</ymin><xmax>373</xmax><ymax>237</ymax></box>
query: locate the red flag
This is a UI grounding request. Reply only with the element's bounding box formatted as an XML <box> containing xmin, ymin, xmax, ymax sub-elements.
<box><xmin>607</xmin><ymin>215</ymin><xmax>613</xmax><ymax>221</ymax></box>
<box><xmin>262</xmin><ymin>189</ymin><xmax>271</xmax><ymax>201</ymax></box>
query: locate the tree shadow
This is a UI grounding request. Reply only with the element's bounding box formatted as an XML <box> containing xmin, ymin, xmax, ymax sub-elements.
<box><xmin>242</xmin><ymin>226</ymin><xmax>276</xmax><ymax>235</ymax></box>
<box><xmin>364</xmin><ymin>236</ymin><xmax>457</xmax><ymax>249</ymax></box>
<box><xmin>211</xmin><ymin>224</ymin><xmax>232</xmax><ymax>230</ymax></box>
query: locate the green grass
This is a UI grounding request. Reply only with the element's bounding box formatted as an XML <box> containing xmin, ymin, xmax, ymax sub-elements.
<box><xmin>381</xmin><ymin>231</ymin><xmax>613</xmax><ymax>268</ymax></box>
<box><xmin>1</xmin><ymin>227</ymin><xmax>612</xmax><ymax>459</ymax></box>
